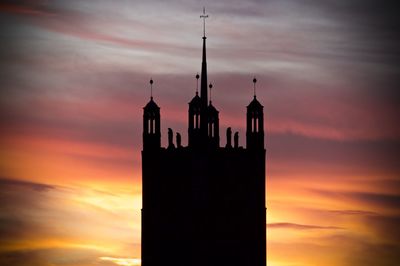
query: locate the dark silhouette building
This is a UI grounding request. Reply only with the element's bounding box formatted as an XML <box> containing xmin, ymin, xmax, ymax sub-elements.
<box><xmin>141</xmin><ymin>10</ymin><xmax>266</xmax><ymax>266</ymax></box>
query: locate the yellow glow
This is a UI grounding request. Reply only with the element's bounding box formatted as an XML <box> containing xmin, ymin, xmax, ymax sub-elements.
<box><xmin>99</xmin><ymin>257</ymin><xmax>141</xmax><ymax>266</ymax></box>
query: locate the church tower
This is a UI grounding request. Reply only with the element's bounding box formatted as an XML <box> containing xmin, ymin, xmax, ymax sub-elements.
<box><xmin>141</xmin><ymin>9</ymin><xmax>266</xmax><ymax>266</ymax></box>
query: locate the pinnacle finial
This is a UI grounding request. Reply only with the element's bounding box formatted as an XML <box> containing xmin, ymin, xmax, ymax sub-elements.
<box><xmin>200</xmin><ymin>7</ymin><xmax>209</xmax><ymax>38</ymax></box>
<box><xmin>196</xmin><ymin>73</ymin><xmax>199</xmax><ymax>94</ymax></box>
<box><xmin>149</xmin><ymin>78</ymin><xmax>153</xmax><ymax>99</ymax></box>
<box><xmin>253</xmin><ymin>76</ymin><xmax>257</xmax><ymax>98</ymax></box>
<box><xmin>209</xmin><ymin>83</ymin><xmax>213</xmax><ymax>103</ymax></box>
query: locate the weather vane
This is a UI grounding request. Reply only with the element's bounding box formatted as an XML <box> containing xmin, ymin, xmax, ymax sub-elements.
<box><xmin>200</xmin><ymin>7</ymin><xmax>209</xmax><ymax>37</ymax></box>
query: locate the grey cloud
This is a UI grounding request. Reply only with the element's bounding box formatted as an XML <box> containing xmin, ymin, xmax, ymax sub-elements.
<box><xmin>0</xmin><ymin>177</ymin><xmax>55</xmax><ymax>192</ymax></box>
<box><xmin>0</xmin><ymin>247</ymin><xmax>103</xmax><ymax>266</ymax></box>
<box><xmin>0</xmin><ymin>249</ymin><xmax>51</xmax><ymax>266</ymax></box>
<box><xmin>0</xmin><ymin>178</ymin><xmax>59</xmax><ymax>242</ymax></box>
<box><xmin>0</xmin><ymin>178</ymin><xmax>139</xmax><ymax>253</ymax></box>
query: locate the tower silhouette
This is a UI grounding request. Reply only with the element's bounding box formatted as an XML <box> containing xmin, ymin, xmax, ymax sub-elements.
<box><xmin>141</xmin><ymin>9</ymin><xmax>266</xmax><ymax>266</ymax></box>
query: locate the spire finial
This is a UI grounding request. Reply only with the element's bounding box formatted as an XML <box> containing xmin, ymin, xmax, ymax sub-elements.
<box><xmin>149</xmin><ymin>78</ymin><xmax>154</xmax><ymax>99</ymax></box>
<box><xmin>200</xmin><ymin>7</ymin><xmax>209</xmax><ymax>38</ymax></box>
<box><xmin>209</xmin><ymin>83</ymin><xmax>213</xmax><ymax>103</ymax></box>
<box><xmin>196</xmin><ymin>73</ymin><xmax>199</xmax><ymax>95</ymax></box>
<box><xmin>253</xmin><ymin>77</ymin><xmax>257</xmax><ymax>98</ymax></box>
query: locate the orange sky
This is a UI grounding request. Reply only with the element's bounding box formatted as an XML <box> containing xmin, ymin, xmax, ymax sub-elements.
<box><xmin>1</xmin><ymin>1</ymin><xmax>400</xmax><ymax>266</ymax></box>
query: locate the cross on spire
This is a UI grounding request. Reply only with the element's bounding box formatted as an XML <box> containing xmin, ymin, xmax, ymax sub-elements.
<box><xmin>200</xmin><ymin>7</ymin><xmax>209</xmax><ymax>38</ymax></box>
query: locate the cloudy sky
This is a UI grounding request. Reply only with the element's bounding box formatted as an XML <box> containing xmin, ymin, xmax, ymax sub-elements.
<box><xmin>0</xmin><ymin>0</ymin><xmax>399</xmax><ymax>266</ymax></box>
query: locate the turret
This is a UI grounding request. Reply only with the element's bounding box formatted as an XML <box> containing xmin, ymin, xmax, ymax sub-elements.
<box><xmin>188</xmin><ymin>74</ymin><xmax>202</xmax><ymax>147</ymax></box>
<box><xmin>143</xmin><ymin>79</ymin><xmax>161</xmax><ymax>150</ymax></box>
<box><xmin>246</xmin><ymin>78</ymin><xmax>264</xmax><ymax>150</ymax></box>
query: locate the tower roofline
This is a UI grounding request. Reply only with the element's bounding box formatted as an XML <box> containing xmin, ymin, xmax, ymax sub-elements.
<box><xmin>143</xmin><ymin>98</ymin><xmax>160</xmax><ymax>110</ymax></box>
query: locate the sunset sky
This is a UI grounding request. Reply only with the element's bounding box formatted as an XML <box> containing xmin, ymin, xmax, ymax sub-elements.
<box><xmin>1</xmin><ymin>1</ymin><xmax>400</xmax><ymax>266</ymax></box>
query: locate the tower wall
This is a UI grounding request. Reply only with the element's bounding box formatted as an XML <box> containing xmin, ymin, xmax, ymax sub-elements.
<box><xmin>142</xmin><ymin>147</ymin><xmax>266</xmax><ymax>266</ymax></box>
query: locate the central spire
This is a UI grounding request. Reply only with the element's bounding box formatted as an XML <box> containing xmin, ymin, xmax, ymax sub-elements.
<box><xmin>200</xmin><ymin>7</ymin><xmax>209</xmax><ymax>138</ymax></box>
<box><xmin>201</xmin><ymin>34</ymin><xmax>207</xmax><ymax>106</ymax></box>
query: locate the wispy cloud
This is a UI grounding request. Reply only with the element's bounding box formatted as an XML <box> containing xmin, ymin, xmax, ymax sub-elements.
<box><xmin>327</xmin><ymin>209</ymin><xmax>378</xmax><ymax>216</ymax></box>
<box><xmin>268</xmin><ymin>222</ymin><xmax>342</xmax><ymax>230</ymax></box>
<box><xmin>311</xmin><ymin>189</ymin><xmax>400</xmax><ymax>211</ymax></box>
<box><xmin>0</xmin><ymin>177</ymin><xmax>55</xmax><ymax>192</ymax></box>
